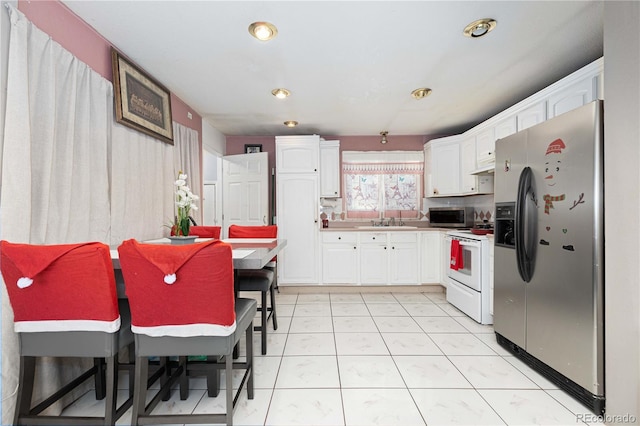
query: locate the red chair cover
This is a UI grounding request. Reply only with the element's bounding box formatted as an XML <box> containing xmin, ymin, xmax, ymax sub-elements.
<box><xmin>228</xmin><ymin>225</ymin><xmax>277</xmax><ymax>239</ymax></box>
<box><xmin>188</xmin><ymin>226</ymin><xmax>221</xmax><ymax>239</ymax></box>
<box><xmin>117</xmin><ymin>239</ymin><xmax>236</xmax><ymax>337</ymax></box>
<box><xmin>0</xmin><ymin>241</ymin><xmax>119</xmax><ymax>333</ymax></box>
<box><xmin>228</xmin><ymin>225</ymin><xmax>278</xmax><ymax>262</ymax></box>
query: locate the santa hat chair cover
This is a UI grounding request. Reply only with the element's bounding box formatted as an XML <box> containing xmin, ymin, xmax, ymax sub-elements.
<box><xmin>0</xmin><ymin>241</ymin><xmax>120</xmax><ymax>333</ymax></box>
<box><xmin>117</xmin><ymin>239</ymin><xmax>236</xmax><ymax>337</ymax></box>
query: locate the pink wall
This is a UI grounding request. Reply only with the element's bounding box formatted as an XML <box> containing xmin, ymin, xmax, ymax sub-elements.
<box><xmin>18</xmin><ymin>0</ymin><xmax>202</xmax><ymax>137</ymax></box>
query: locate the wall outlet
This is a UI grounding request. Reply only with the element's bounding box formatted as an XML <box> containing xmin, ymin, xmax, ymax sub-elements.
<box><xmin>187</xmin><ymin>112</ymin><xmax>193</xmax><ymax>120</ymax></box>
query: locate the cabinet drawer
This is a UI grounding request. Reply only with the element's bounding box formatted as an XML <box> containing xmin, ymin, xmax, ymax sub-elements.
<box><xmin>322</xmin><ymin>233</ymin><xmax>357</xmax><ymax>244</ymax></box>
<box><xmin>390</xmin><ymin>232</ymin><xmax>417</xmax><ymax>243</ymax></box>
<box><xmin>359</xmin><ymin>232</ymin><xmax>388</xmax><ymax>243</ymax></box>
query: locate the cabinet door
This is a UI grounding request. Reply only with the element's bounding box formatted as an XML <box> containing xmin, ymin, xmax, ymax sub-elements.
<box><xmin>475</xmin><ymin>128</ymin><xmax>495</xmax><ymax>166</ymax></box>
<box><xmin>420</xmin><ymin>232</ymin><xmax>441</xmax><ymax>284</ymax></box>
<box><xmin>517</xmin><ymin>101</ymin><xmax>547</xmax><ymax>131</ymax></box>
<box><xmin>495</xmin><ymin>116</ymin><xmax>517</xmax><ymax>141</ymax></box>
<box><xmin>441</xmin><ymin>233</ymin><xmax>451</xmax><ymax>286</ymax></box>
<box><xmin>547</xmin><ymin>76</ymin><xmax>597</xmax><ymax>119</ymax></box>
<box><xmin>322</xmin><ymin>243</ymin><xmax>358</xmax><ymax>284</ymax></box>
<box><xmin>277</xmin><ymin>174</ymin><xmax>319</xmax><ymax>284</ymax></box>
<box><xmin>276</xmin><ymin>136</ymin><xmax>320</xmax><ymax>173</ymax></box>
<box><xmin>431</xmin><ymin>142</ymin><xmax>460</xmax><ymax>196</ymax></box>
<box><xmin>460</xmin><ymin>137</ymin><xmax>477</xmax><ymax>194</ymax></box>
<box><xmin>423</xmin><ymin>144</ymin><xmax>433</xmax><ymax>197</ymax></box>
<box><xmin>359</xmin><ymin>244</ymin><xmax>388</xmax><ymax>284</ymax></box>
<box><xmin>390</xmin><ymin>243</ymin><xmax>419</xmax><ymax>284</ymax></box>
<box><xmin>319</xmin><ymin>141</ymin><xmax>340</xmax><ymax>197</ymax></box>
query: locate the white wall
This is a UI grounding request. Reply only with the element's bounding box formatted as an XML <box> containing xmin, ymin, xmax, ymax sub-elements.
<box><xmin>604</xmin><ymin>2</ymin><xmax>640</xmax><ymax>424</ymax></box>
<box><xmin>202</xmin><ymin>118</ymin><xmax>226</xmax><ymax>156</ymax></box>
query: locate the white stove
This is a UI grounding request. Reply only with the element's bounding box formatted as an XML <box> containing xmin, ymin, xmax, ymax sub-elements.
<box><xmin>445</xmin><ymin>230</ymin><xmax>493</xmax><ymax>324</ymax></box>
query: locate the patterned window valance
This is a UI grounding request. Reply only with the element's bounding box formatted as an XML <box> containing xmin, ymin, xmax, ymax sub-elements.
<box><xmin>343</xmin><ymin>162</ymin><xmax>424</xmax><ymax>174</ymax></box>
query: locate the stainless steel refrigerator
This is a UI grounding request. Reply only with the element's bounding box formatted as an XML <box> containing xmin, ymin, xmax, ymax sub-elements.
<box><xmin>494</xmin><ymin>100</ymin><xmax>604</xmax><ymax>414</ymax></box>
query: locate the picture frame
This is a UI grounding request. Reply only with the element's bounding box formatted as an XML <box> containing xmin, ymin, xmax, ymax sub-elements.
<box><xmin>111</xmin><ymin>48</ymin><xmax>174</xmax><ymax>144</ymax></box>
<box><xmin>245</xmin><ymin>144</ymin><xmax>263</xmax><ymax>154</ymax></box>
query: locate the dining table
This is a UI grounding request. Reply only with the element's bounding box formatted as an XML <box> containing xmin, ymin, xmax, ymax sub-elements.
<box><xmin>110</xmin><ymin>237</ymin><xmax>287</xmax><ymax>298</ymax></box>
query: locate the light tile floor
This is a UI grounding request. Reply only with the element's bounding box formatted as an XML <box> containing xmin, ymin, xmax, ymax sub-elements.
<box><xmin>62</xmin><ymin>291</ymin><xmax>606</xmax><ymax>425</ymax></box>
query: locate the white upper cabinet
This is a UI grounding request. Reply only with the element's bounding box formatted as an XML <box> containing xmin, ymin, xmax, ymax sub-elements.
<box><xmin>547</xmin><ymin>74</ymin><xmax>600</xmax><ymax>119</ymax></box>
<box><xmin>475</xmin><ymin>128</ymin><xmax>495</xmax><ymax>166</ymax></box>
<box><xmin>460</xmin><ymin>137</ymin><xmax>477</xmax><ymax>193</ymax></box>
<box><xmin>517</xmin><ymin>100</ymin><xmax>547</xmax><ymax>131</ymax></box>
<box><xmin>430</xmin><ymin>138</ymin><xmax>460</xmax><ymax>196</ymax></box>
<box><xmin>276</xmin><ymin>135</ymin><xmax>320</xmax><ymax>174</ymax></box>
<box><xmin>319</xmin><ymin>139</ymin><xmax>340</xmax><ymax>197</ymax></box>
<box><xmin>424</xmin><ymin>57</ymin><xmax>603</xmax><ymax>197</ymax></box>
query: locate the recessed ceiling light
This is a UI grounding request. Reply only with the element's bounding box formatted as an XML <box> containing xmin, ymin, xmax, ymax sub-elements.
<box><xmin>463</xmin><ymin>18</ymin><xmax>497</xmax><ymax>38</ymax></box>
<box><xmin>284</xmin><ymin>120</ymin><xmax>298</xmax><ymax>128</ymax></box>
<box><xmin>271</xmin><ymin>88</ymin><xmax>291</xmax><ymax>99</ymax></box>
<box><xmin>411</xmin><ymin>88</ymin><xmax>432</xmax><ymax>100</ymax></box>
<box><xmin>249</xmin><ymin>21</ymin><xmax>278</xmax><ymax>41</ymax></box>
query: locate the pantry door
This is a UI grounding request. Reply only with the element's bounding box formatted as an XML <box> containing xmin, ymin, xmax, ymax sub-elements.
<box><xmin>222</xmin><ymin>152</ymin><xmax>268</xmax><ymax>237</ymax></box>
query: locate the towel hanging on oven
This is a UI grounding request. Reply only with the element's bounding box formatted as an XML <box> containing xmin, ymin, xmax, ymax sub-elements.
<box><xmin>450</xmin><ymin>239</ymin><xmax>464</xmax><ymax>271</ymax></box>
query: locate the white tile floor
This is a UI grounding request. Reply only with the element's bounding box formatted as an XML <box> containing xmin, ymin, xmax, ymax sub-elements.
<box><xmin>62</xmin><ymin>291</ymin><xmax>606</xmax><ymax>425</ymax></box>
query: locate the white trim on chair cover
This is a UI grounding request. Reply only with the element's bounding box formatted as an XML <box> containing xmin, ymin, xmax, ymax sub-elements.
<box><xmin>14</xmin><ymin>317</ymin><xmax>121</xmax><ymax>333</ymax></box>
<box><xmin>132</xmin><ymin>321</ymin><xmax>237</xmax><ymax>338</ymax></box>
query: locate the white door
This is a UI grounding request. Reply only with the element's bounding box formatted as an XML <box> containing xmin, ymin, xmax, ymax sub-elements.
<box><xmin>222</xmin><ymin>152</ymin><xmax>269</xmax><ymax>235</ymax></box>
<box><xmin>202</xmin><ymin>182</ymin><xmax>217</xmax><ymax>225</ymax></box>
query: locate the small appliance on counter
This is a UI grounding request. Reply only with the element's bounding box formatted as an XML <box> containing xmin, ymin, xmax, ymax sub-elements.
<box><xmin>471</xmin><ymin>220</ymin><xmax>494</xmax><ymax>235</ymax></box>
<box><xmin>428</xmin><ymin>207</ymin><xmax>474</xmax><ymax>228</ymax></box>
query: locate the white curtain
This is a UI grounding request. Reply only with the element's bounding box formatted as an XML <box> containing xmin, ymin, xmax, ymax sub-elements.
<box><xmin>1</xmin><ymin>6</ymin><xmax>177</xmax><ymax>423</ymax></box>
<box><xmin>173</xmin><ymin>122</ymin><xmax>201</xmax><ymax>224</ymax></box>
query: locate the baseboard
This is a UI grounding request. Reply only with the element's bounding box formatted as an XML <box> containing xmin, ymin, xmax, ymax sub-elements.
<box><xmin>277</xmin><ymin>284</ymin><xmax>445</xmax><ymax>294</ymax></box>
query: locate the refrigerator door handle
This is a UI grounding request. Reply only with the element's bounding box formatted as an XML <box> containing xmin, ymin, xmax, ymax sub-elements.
<box><xmin>516</xmin><ymin>166</ymin><xmax>535</xmax><ymax>282</ymax></box>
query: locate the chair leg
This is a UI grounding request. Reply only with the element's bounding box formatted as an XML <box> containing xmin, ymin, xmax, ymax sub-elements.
<box><xmin>246</xmin><ymin>324</ymin><xmax>254</xmax><ymax>400</ymax></box>
<box><xmin>179</xmin><ymin>356</ymin><xmax>189</xmax><ymax>400</ymax></box>
<box><xmin>160</xmin><ymin>357</ymin><xmax>171</xmax><ymax>401</ymax></box>
<box><xmin>261</xmin><ymin>290</ymin><xmax>268</xmax><ymax>355</ymax></box>
<box><xmin>206</xmin><ymin>355</ymin><xmax>220</xmax><ymax>397</ymax></box>
<box><xmin>270</xmin><ymin>283</ymin><xmax>278</xmax><ymax>331</ymax></box>
<box><xmin>132</xmin><ymin>356</ymin><xmax>149</xmax><ymax>426</ymax></box>
<box><xmin>14</xmin><ymin>356</ymin><xmax>36</xmax><ymax>425</ymax></box>
<box><xmin>104</xmin><ymin>355</ymin><xmax>118</xmax><ymax>426</ymax></box>
<box><xmin>94</xmin><ymin>357</ymin><xmax>106</xmax><ymax>400</ymax></box>
<box><xmin>225</xmin><ymin>355</ymin><xmax>233</xmax><ymax>426</ymax></box>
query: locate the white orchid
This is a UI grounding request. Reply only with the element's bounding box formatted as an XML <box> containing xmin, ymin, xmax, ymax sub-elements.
<box><xmin>172</xmin><ymin>170</ymin><xmax>199</xmax><ymax>236</ymax></box>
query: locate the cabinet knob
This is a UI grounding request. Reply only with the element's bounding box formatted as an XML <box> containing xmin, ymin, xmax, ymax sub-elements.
<box><xmin>338</xmin><ymin>237</ymin><xmax>341</xmax><ymax>240</ymax></box>
<box><xmin>471</xmin><ymin>187</ymin><xmax>474</xmax><ymax>191</ymax></box>
<box><xmin>314</xmin><ymin>169</ymin><xmax>317</xmax><ymax>172</ymax></box>
<box><xmin>488</xmin><ymin>152</ymin><xmax>492</xmax><ymax>156</ymax></box>
<box><xmin>384</xmin><ymin>246</ymin><xmax>387</xmax><ymax>250</ymax></box>
<box><xmin>392</xmin><ymin>246</ymin><xmax>395</xmax><ymax>250</ymax></box>
<box><xmin>372</xmin><ymin>237</ymin><xmax>376</xmax><ymax>240</ymax></box>
<box><xmin>353</xmin><ymin>246</ymin><xmax>356</xmax><ymax>249</ymax></box>
<box><xmin>334</xmin><ymin>191</ymin><xmax>338</xmax><ymax>194</ymax></box>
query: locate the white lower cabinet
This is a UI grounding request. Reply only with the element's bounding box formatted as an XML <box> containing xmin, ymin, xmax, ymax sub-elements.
<box><xmin>389</xmin><ymin>233</ymin><xmax>419</xmax><ymax>284</ymax></box>
<box><xmin>420</xmin><ymin>232</ymin><xmax>441</xmax><ymax>284</ymax></box>
<box><xmin>359</xmin><ymin>233</ymin><xmax>389</xmax><ymax>284</ymax></box>
<box><xmin>321</xmin><ymin>233</ymin><xmax>357</xmax><ymax>284</ymax></box>
<box><xmin>319</xmin><ymin>230</ymin><xmax>442</xmax><ymax>285</ymax></box>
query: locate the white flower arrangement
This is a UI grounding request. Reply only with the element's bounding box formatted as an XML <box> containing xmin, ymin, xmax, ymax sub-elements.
<box><xmin>173</xmin><ymin>171</ymin><xmax>199</xmax><ymax>236</ymax></box>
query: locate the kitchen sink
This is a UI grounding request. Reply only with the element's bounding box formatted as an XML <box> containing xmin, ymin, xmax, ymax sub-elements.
<box><xmin>356</xmin><ymin>226</ymin><xmax>418</xmax><ymax>230</ymax></box>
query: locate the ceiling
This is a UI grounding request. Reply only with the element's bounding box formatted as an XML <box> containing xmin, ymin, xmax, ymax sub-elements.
<box><xmin>62</xmin><ymin>1</ymin><xmax>604</xmax><ymax>137</ymax></box>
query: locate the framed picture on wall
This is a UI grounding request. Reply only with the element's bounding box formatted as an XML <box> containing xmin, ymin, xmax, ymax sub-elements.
<box><xmin>111</xmin><ymin>48</ymin><xmax>174</xmax><ymax>144</ymax></box>
<box><xmin>245</xmin><ymin>144</ymin><xmax>263</xmax><ymax>154</ymax></box>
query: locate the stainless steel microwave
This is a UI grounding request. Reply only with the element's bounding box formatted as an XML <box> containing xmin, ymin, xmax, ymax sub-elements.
<box><xmin>428</xmin><ymin>207</ymin><xmax>475</xmax><ymax>228</ymax></box>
